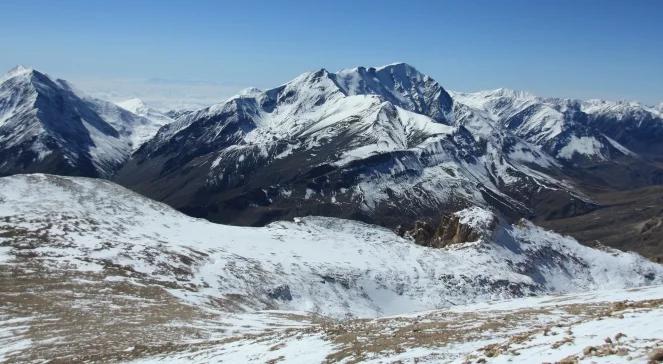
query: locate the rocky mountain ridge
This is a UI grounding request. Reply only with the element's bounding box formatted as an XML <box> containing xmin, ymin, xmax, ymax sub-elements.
<box><xmin>2</xmin><ymin>63</ymin><xmax>662</xmax><ymax>257</ymax></box>
<box><xmin>0</xmin><ymin>66</ymin><xmax>169</xmax><ymax>177</ymax></box>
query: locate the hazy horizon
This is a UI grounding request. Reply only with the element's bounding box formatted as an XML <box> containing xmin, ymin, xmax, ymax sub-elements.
<box><xmin>2</xmin><ymin>0</ymin><xmax>662</xmax><ymax>108</ymax></box>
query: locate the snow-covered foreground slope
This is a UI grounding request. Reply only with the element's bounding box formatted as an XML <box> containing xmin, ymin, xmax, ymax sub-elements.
<box><xmin>2</xmin><ymin>259</ymin><xmax>663</xmax><ymax>363</ymax></box>
<box><xmin>1</xmin><ymin>174</ymin><xmax>660</xmax><ymax>317</ymax></box>
<box><xmin>121</xmin><ymin>286</ymin><xmax>663</xmax><ymax>364</ymax></box>
<box><xmin>1</xmin><ymin>174</ymin><xmax>662</xmax><ymax>363</ymax></box>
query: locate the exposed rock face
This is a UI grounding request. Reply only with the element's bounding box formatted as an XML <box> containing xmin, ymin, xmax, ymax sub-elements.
<box><xmin>404</xmin><ymin>207</ymin><xmax>498</xmax><ymax>247</ymax></box>
<box><xmin>267</xmin><ymin>285</ymin><xmax>292</xmax><ymax>301</ymax></box>
<box><xmin>431</xmin><ymin>213</ymin><xmax>493</xmax><ymax>247</ymax></box>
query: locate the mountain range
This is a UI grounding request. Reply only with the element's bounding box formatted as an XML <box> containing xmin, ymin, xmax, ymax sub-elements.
<box><xmin>1</xmin><ymin>63</ymin><xmax>662</xmax><ymax>261</ymax></box>
<box><xmin>2</xmin><ymin>63</ymin><xmax>663</xmax><ymax>362</ymax></box>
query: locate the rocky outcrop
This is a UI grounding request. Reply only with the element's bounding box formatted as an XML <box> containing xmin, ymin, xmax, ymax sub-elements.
<box><xmin>404</xmin><ymin>207</ymin><xmax>497</xmax><ymax>248</ymax></box>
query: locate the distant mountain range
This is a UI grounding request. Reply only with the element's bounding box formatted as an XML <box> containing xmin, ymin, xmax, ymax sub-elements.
<box><xmin>1</xmin><ymin>63</ymin><xmax>662</xmax><ymax>260</ymax></box>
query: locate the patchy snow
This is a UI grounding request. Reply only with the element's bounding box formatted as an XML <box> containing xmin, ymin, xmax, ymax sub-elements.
<box><xmin>129</xmin><ymin>332</ymin><xmax>335</xmax><ymax>364</ymax></box>
<box><xmin>454</xmin><ymin>206</ymin><xmax>494</xmax><ymax>230</ymax></box>
<box><xmin>0</xmin><ymin>316</ymin><xmax>33</xmax><ymax>362</ymax></box>
<box><xmin>1</xmin><ymin>174</ymin><xmax>661</xmax><ymax>319</ymax></box>
<box><xmin>132</xmin><ymin>64</ymin><xmax>588</xmax><ymax>222</ymax></box>
<box><xmin>603</xmin><ymin>134</ymin><xmax>636</xmax><ymax>156</ymax></box>
<box><xmin>121</xmin><ymin>285</ymin><xmax>663</xmax><ymax>363</ymax></box>
<box><xmin>558</xmin><ymin>136</ymin><xmax>605</xmax><ymax>160</ymax></box>
<box><xmin>1</xmin><ymin>174</ymin><xmax>662</xmax><ymax>363</ymax></box>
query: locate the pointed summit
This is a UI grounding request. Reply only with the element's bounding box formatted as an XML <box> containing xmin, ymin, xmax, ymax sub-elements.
<box><xmin>334</xmin><ymin>63</ymin><xmax>453</xmax><ymax>122</ymax></box>
<box><xmin>115</xmin><ymin>97</ymin><xmax>174</xmax><ymax>137</ymax></box>
<box><xmin>0</xmin><ymin>67</ymin><xmax>174</xmax><ymax>177</ymax></box>
<box><xmin>238</xmin><ymin>87</ymin><xmax>262</xmax><ymax>97</ymax></box>
<box><xmin>5</xmin><ymin>64</ymin><xmax>34</xmax><ymax>77</ymax></box>
<box><xmin>1</xmin><ymin>65</ymin><xmax>38</xmax><ymax>84</ymax></box>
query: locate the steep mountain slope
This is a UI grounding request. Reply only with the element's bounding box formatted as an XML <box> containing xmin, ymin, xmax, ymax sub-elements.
<box><xmin>452</xmin><ymin>89</ymin><xmax>663</xmax><ymax>158</ymax></box>
<box><xmin>116</xmin><ymin>64</ymin><xmax>587</xmax><ymax>229</ymax></box>
<box><xmin>2</xmin><ymin>63</ymin><xmax>660</xmax><ymax>258</ymax></box>
<box><xmin>452</xmin><ymin>89</ymin><xmax>663</xmax><ymax>189</ymax></box>
<box><xmin>0</xmin><ymin>66</ymin><xmax>163</xmax><ymax>177</ymax></box>
<box><xmin>451</xmin><ymin>88</ymin><xmax>663</xmax><ymax>258</ymax></box>
<box><xmin>1</xmin><ymin>174</ymin><xmax>662</xmax><ymax>362</ymax></box>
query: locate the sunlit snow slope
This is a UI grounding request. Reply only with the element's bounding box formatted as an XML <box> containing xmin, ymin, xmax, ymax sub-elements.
<box><xmin>1</xmin><ymin>174</ymin><xmax>660</xmax><ymax>318</ymax></box>
<box><xmin>1</xmin><ymin>174</ymin><xmax>662</xmax><ymax>363</ymax></box>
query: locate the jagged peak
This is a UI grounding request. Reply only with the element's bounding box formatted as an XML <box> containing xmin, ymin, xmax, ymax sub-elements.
<box><xmin>1</xmin><ymin>65</ymin><xmax>38</xmax><ymax>84</ymax></box>
<box><xmin>331</xmin><ymin>63</ymin><xmax>453</xmax><ymax>122</ymax></box>
<box><xmin>337</xmin><ymin>62</ymin><xmax>430</xmax><ymax>82</ymax></box>
<box><xmin>584</xmin><ymin>98</ymin><xmax>641</xmax><ymax>106</ymax></box>
<box><xmin>270</xmin><ymin>68</ymin><xmax>343</xmax><ymax>100</ymax></box>
<box><xmin>376</xmin><ymin>61</ymin><xmax>416</xmax><ymax>70</ymax></box>
<box><xmin>1</xmin><ymin>66</ymin><xmax>93</xmax><ymax>102</ymax></box>
<box><xmin>6</xmin><ymin>64</ymin><xmax>34</xmax><ymax>76</ymax></box>
<box><xmin>0</xmin><ymin>65</ymin><xmax>69</xmax><ymax>96</ymax></box>
<box><xmin>286</xmin><ymin>68</ymin><xmax>332</xmax><ymax>83</ymax></box>
<box><xmin>451</xmin><ymin>88</ymin><xmax>540</xmax><ymax>113</ymax></box>
<box><xmin>375</xmin><ymin>62</ymin><xmax>428</xmax><ymax>79</ymax></box>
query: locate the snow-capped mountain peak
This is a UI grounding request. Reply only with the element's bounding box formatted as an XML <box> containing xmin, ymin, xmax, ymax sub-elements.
<box><xmin>0</xmin><ymin>64</ymin><xmax>35</xmax><ymax>83</ymax></box>
<box><xmin>0</xmin><ymin>66</ymin><xmax>173</xmax><ymax>177</ymax></box>
<box><xmin>451</xmin><ymin>86</ymin><xmax>663</xmax><ymax>166</ymax></box>
<box><xmin>237</xmin><ymin>86</ymin><xmax>263</xmax><ymax>97</ymax></box>
<box><xmin>450</xmin><ymin>87</ymin><xmax>538</xmax><ymax>116</ymax></box>
<box><xmin>334</xmin><ymin>62</ymin><xmax>454</xmax><ymax>123</ymax></box>
<box><xmin>117</xmin><ymin>63</ymin><xmax>589</xmax><ymax>231</ymax></box>
<box><xmin>116</xmin><ymin>97</ymin><xmax>148</xmax><ymax>114</ymax></box>
<box><xmin>115</xmin><ymin>97</ymin><xmax>174</xmax><ymax>138</ymax></box>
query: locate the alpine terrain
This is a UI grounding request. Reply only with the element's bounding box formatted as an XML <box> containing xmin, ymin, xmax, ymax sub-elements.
<box><xmin>1</xmin><ymin>174</ymin><xmax>663</xmax><ymax>363</ymax></box>
<box><xmin>0</xmin><ymin>63</ymin><xmax>662</xmax><ymax>363</ymax></box>
<box><xmin>0</xmin><ymin>66</ymin><xmax>167</xmax><ymax>177</ymax></box>
<box><xmin>112</xmin><ymin>63</ymin><xmax>663</xmax><ymax>260</ymax></box>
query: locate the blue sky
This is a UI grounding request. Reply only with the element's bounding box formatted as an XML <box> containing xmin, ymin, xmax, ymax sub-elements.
<box><xmin>1</xmin><ymin>0</ymin><xmax>662</xmax><ymax>107</ymax></box>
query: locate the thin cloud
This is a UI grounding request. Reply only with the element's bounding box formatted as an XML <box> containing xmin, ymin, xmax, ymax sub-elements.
<box><xmin>71</xmin><ymin>77</ymin><xmax>244</xmax><ymax>111</ymax></box>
